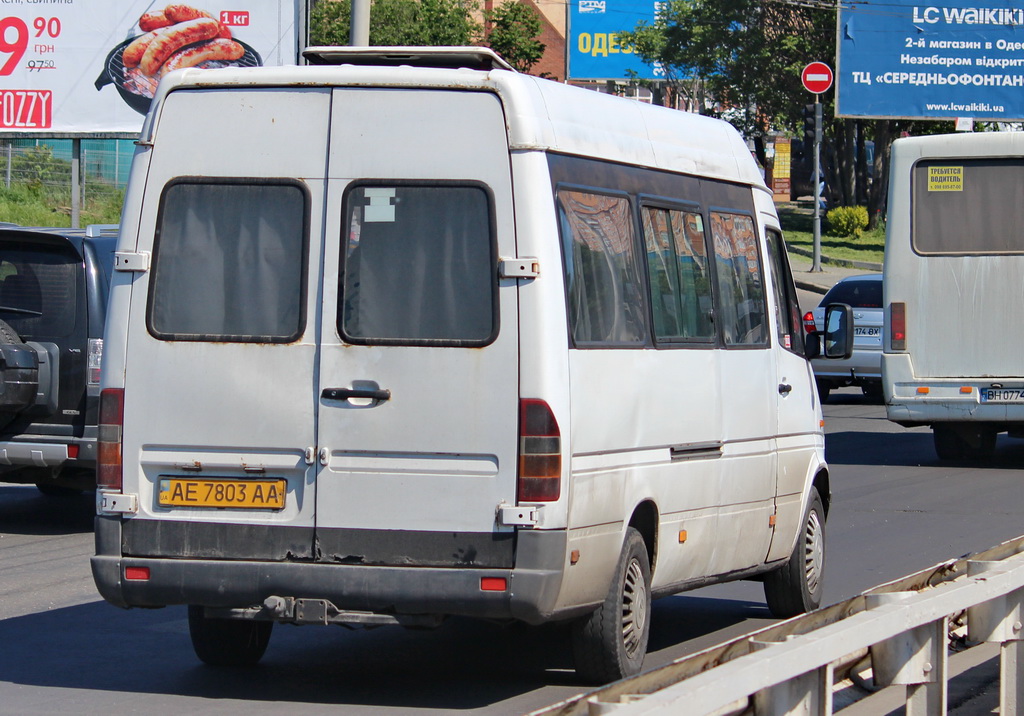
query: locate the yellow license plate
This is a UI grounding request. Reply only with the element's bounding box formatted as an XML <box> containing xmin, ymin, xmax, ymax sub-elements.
<box><xmin>158</xmin><ymin>478</ymin><xmax>286</xmax><ymax>509</ymax></box>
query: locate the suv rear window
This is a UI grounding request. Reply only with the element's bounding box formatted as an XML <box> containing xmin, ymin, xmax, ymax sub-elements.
<box><xmin>822</xmin><ymin>279</ymin><xmax>882</xmax><ymax>308</ymax></box>
<box><xmin>0</xmin><ymin>240</ymin><xmax>80</xmax><ymax>338</ymax></box>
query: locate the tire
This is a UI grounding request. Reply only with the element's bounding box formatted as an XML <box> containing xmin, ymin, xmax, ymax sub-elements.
<box><xmin>861</xmin><ymin>383</ymin><xmax>883</xmax><ymax>401</ymax></box>
<box><xmin>0</xmin><ymin>318</ymin><xmax>22</xmax><ymax>345</ymax></box>
<box><xmin>933</xmin><ymin>424</ymin><xmax>996</xmax><ymax>461</ymax></box>
<box><xmin>571</xmin><ymin>527</ymin><xmax>651</xmax><ymax>684</ymax></box>
<box><xmin>815</xmin><ymin>380</ymin><xmax>831</xmax><ymax>403</ymax></box>
<box><xmin>188</xmin><ymin>605</ymin><xmax>272</xmax><ymax>667</ymax></box>
<box><xmin>764</xmin><ymin>488</ymin><xmax>825</xmax><ymax>618</ymax></box>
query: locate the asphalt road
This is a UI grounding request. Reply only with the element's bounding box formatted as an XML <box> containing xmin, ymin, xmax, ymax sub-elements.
<box><xmin>3</xmin><ymin>391</ymin><xmax>1024</xmax><ymax>716</ymax></box>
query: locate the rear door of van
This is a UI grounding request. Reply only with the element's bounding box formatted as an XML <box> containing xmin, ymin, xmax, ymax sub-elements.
<box><xmin>314</xmin><ymin>88</ymin><xmax>520</xmax><ymax>566</ymax></box>
<box><xmin>119</xmin><ymin>88</ymin><xmax>331</xmax><ymax>560</ymax></box>
<box><xmin>122</xmin><ymin>85</ymin><xmax>519</xmax><ymax>568</ymax></box>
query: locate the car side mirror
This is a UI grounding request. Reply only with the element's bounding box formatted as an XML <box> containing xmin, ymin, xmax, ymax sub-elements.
<box><xmin>822</xmin><ymin>303</ymin><xmax>854</xmax><ymax>360</ymax></box>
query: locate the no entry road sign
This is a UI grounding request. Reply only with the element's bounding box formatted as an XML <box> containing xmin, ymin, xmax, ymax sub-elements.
<box><xmin>802</xmin><ymin>62</ymin><xmax>834</xmax><ymax>95</ymax></box>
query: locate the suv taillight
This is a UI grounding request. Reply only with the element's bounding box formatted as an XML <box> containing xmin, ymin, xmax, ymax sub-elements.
<box><xmin>97</xmin><ymin>388</ymin><xmax>123</xmax><ymax>490</ymax></box>
<box><xmin>890</xmin><ymin>302</ymin><xmax>906</xmax><ymax>351</ymax></box>
<box><xmin>88</xmin><ymin>338</ymin><xmax>103</xmax><ymax>385</ymax></box>
<box><xmin>518</xmin><ymin>399</ymin><xmax>561</xmax><ymax>502</ymax></box>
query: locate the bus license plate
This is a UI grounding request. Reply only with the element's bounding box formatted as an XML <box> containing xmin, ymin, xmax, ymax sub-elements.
<box><xmin>158</xmin><ymin>478</ymin><xmax>286</xmax><ymax>509</ymax></box>
<box><xmin>980</xmin><ymin>389</ymin><xmax>1024</xmax><ymax>403</ymax></box>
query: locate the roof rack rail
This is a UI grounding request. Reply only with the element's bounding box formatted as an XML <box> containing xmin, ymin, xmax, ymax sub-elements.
<box><xmin>301</xmin><ymin>46</ymin><xmax>515</xmax><ymax>72</ymax></box>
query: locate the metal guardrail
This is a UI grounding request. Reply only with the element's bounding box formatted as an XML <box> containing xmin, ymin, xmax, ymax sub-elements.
<box><xmin>531</xmin><ymin>535</ymin><xmax>1024</xmax><ymax>716</ymax></box>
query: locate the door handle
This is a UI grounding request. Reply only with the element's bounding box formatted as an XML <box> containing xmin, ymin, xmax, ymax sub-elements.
<box><xmin>322</xmin><ymin>387</ymin><xmax>391</xmax><ymax>403</ymax></box>
<box><xmin>778</xmin><ymin>383</ymin><xmax>793</xmax><ymax>395</ymax></box>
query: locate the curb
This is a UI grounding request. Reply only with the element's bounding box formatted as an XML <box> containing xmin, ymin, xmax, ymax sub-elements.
<box><xmin>787</xmin><ymin>245</ymin><xmax>883</xmax><ymax>272</ymax></box>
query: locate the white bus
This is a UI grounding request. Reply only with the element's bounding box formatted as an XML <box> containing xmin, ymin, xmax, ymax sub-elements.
<box><xmin>92</xmin><ymin>46</ymin><xmax>851</xmax><ymax>683</ymax></box>
<box><xmin>883</xmin><ymin>132</ymin><xmax>1024</xmax><ymax>460</ymax></box>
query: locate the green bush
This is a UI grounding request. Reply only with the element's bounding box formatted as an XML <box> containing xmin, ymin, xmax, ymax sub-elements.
<box><xmin>825</xmin><ymin>205</ymin><xmax>869</xmax><ymax>237</ymax></box>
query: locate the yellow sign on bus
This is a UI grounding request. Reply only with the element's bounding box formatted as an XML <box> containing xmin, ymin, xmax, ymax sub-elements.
<box><xmin>927</xmin><ymin>165</ymin><xmax>963</xmax><ymax>191</ymax></box>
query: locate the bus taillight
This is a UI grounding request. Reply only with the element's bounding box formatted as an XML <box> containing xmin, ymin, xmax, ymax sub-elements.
<box><xmin>890</xmin><ymin>302</ymin><xmax>906</xmax><ymax>351</ymax></box>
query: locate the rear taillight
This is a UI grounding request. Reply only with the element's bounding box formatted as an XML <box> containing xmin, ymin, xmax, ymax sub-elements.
<box><xmin>518</xmin><ymin>399</ymin><xmax>561</xmax><ymax>502</ymax></box>
<box><xmin>803</xmin><ymin>311</ymin><xmax>816</xmax><ymax>334</ymax></box>
<box><xmin>890</xmin><ymin>302</ymin><xmax>906</xmax><ymax>351</ymax></box>
<box><xmin>97</xmin><ymin>388</ymin><xmax>124</xmax><ymax>490</ymax></box>
<box><xmin>88</xmin><ymin>338</ymin><xmax>103</xmax><ymax>386</ymax></box>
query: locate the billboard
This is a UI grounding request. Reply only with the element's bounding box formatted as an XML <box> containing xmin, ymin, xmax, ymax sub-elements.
<box><xmin>0</xmin><ymin>1</ymin><xmax>302</xmax><ymax>135</ymax></box>
<box><xmin>568</xmin><ymin>0</ymin><xmax>661</xmax><ymax>81</ymax></box>
<box><xmin>838</xmin><ymin>0</ymin><xmax>1024</xmax><ymax>120</ymax></box>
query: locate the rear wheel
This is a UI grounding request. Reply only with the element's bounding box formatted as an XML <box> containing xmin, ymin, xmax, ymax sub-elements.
<box><xmin>571</xmin><ymin>527</ymin><xmax>651</xmax><ymax>684</ymax></box>
<box><xmin>933</xmin><ymin>424</ymin><xmax>996</xmax><ymax>461</ymax></box>
<box><xmin>764</xmin><ymin>488</ymin><xmax>825</xmax><ymax>618</ymax></box>
<box><xmin>188</xmin><ymin>605</ymin><xmax>272</xmax><ymax>667</ymax></box>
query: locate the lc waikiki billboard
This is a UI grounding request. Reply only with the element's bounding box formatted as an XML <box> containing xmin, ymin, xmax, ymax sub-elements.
<box><xmin>838</xmin><ymin>0</ymin><xmax>1024</xmax><ymax>120</ymax></box>
<box><xmin>0</xmin><ymin>1</ymin><xmax>302</xmax><ymax>134</ymax></box>
<box><xmin>568</xmin><ymin>0</ymin><xmax>661</xmax><ymax>81</ymax></box>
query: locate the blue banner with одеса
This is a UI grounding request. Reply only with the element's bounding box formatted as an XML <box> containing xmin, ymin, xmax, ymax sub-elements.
<box><xmin>567</xmin><ymin>0</ymin><xmax>662</xmax><ymax>81</ymax></box>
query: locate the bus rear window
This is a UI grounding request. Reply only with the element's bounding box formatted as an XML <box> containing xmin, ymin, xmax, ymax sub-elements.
<box><xmin>913</xmin><ymin>158</ymin><xmax>1024</xmax><ymax>255</ymax></box>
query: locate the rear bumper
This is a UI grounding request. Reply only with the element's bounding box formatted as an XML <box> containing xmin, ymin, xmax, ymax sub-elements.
<box><xmin>0</xmin><ymin>435</ymin><xmax>96</xmax><ymax>473</ymax></box>
<box><xmin>882</xmin><ymin>353</ymin><xmax>1024</xmax><ymax>426</ymax></box>
<box><xmin>91</xmin><ymin>517</ymin><xmax>568</xmax><ymax>625</ymax></box>
<box><xmin>812</xmin><ymin>352</ymin><xmax>881</xmax><ymax>385</ymax></box>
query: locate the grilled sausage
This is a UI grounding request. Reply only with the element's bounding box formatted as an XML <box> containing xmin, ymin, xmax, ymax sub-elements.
<box><xmin>122</xmin><ymin>30</ymin><xmax>160</xmax><ymax>69</ymax></box>
<box><xmin>158</xmin><ymin>38</ymin><xmax>244</xmax><ymax>77</ymax></box>
<box><xmin>162</xmin><ymin>6</ymin><xmax>232</xmax><ymax>39</ymax></box>
<box><xmin>139</xmin><ymin>18</ymin><xmax>220</xmax><ymax>76</ymax></box>
<box><xmin>139</xmin><ymin>11</ymin><xmax>173</xmax><ymax>32</ymax></box>
<box><xmin>163</xmin><ymin>5</ymin><xmax>215</xmax><ymax>23</ymax></box>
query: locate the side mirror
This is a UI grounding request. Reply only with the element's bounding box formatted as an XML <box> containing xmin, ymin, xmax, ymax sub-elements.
<box><xmin>822</xmin><ymin>303</ymin><xmax>854</xmax><ymax>360</ymax></box>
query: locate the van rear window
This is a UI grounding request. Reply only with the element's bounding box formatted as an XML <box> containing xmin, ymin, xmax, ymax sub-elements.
<box><xmin>913</xmin><ymin>158</ymin><xmax>1024</xmax><ymax>255</ymax></box>
<box><xmin>339</xmin><ymin>184</ymin><xmax>497</xmax><ymax>346</ymax></box>
<box><xmin>148</xmin><ymin>180</ymin><xmax>308</xmax><ymax>342</ymax></box>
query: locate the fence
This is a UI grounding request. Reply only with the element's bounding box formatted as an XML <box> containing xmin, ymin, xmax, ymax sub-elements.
<box><xmin>0</xmin><ymin>139</ymin><xmax>133</xmax><ymax>226</ymax></box>
<box><xmin>532</xmin><ymin>534</ymin><xmax>1024</xmax><ymax>716</ymax></box>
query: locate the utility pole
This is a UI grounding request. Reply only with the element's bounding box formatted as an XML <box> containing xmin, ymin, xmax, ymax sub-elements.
<box><xmin>350</xmin><ymin>0</ymin><xmax>370</xmax><ymax>45</ymax></box>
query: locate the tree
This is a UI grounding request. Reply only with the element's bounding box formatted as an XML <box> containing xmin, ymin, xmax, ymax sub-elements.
<box><xmin>619</xmin><ymin>0</ymin><xmax>933</xmax><ymax>227</ymax></box>
<box><xmin>485</xmin><ymin>0</ymin><xmax>545</xmax><ymax>73</ymax></box>
<box><xmin>310</xmin><ymin>0</ymin><xmax>480</xmax><ymax>47</ymax></box>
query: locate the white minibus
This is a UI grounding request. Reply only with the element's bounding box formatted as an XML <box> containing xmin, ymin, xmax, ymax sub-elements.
<box><xmin>883</xmin><ymin>132</ymin><xmax>1024</xmax><ymax>461</ymax></box>
<box><xmin>92</xmin><ymin>47</ymin><xmax>851</xmax><ymax>682</ymax></box>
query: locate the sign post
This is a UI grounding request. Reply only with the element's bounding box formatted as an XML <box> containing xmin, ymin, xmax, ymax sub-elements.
<box><xmin>801</xmin><ymin>62</ymin><xmax>833</xmax><ymax>273</ymax></box>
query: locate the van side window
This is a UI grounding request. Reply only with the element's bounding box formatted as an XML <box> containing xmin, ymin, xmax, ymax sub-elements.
<box><xmin>340</xmin><ymin>184</ymin><xmax>496</xmax><ymax>346</ymax></box>
<box><xmin>148</xmin><ymin>181</ymin><xmax>308</xmax><ymax>342</ymax></box>
<box><xmin>765</xmin><ymin>229</ymin><xmax>803</xmax><ymax>353</ymax></box>
<box><xmin>558</xmin><ymin>190</ymin><xmax>646</xmax><ymax>345</ymax></box>
<box><xmin>710</xmin><ymin>212</ymin><xmax>767</xmax><ymax>346</ymax></box>
<box><xmin>641</xmin><ymin>206</ymin><xmax>714</xmax><ymax>343</ymax></box>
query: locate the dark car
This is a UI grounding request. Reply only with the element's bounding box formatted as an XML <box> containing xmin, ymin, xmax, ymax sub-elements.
<box><xmin>0</xmin><ymin>225</ymin><xmax>117</xmax><ymax>494</ymax></box>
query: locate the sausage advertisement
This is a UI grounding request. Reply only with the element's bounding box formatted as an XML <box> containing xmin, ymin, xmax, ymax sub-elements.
<box><xmin>0</xmin><ymin>1</ymin><xmax>302</xmax><ymax>134</ymax></box>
